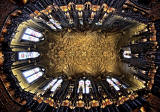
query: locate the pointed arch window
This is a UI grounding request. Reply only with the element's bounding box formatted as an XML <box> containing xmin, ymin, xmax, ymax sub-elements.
<box><xmin>106</xmin><ymin>78</ymin><xmax>120</xmax><ymax>91</ymax></box>
<box><xmin>43</xmin><ymin>78</ymin><xmax>58</xmax><ymax>91</ymax></box>
<box><xmin>21</xmin><ymin>28</ymin><xmax>43</xmax><ymax>42</ymax></box>
<box><xmin>77</xmin><ymin>80</ymin><xmax>85</xmax><ymax>94</ymax></box>
<box><xmin>111</xmin><ymin>77</ymin><xmax>127</xmax><ymax>89</ymax></box>
<box><xmin>77</xmin><ymin>79</ymin><xmax>92</xmax><ymax>94</ymax></box>
<box><xmin>106</xmin><ymin>77</ymin><xmax>127</xmax><ymax>91</ymax></box>
<box><xmin>50</xmin><ymin>79</ymin><xmax>63</xmax><ymax>92</ymax></box>
<box><xmin>49</xmin><ymin>18</ymin><xmax>62</xmax><ymax>29</ymax></box>
<box><xmin>22</xmin><ymin>67</ymin><xmax>44</xmax><ymax>83</ymax></box>
<box><xmin>26</xmin><ymin>71</ymin><xmax>43</xmax><ymax>83</ymax></box>
<box><xmin>123</xmin><ymin>50</ymin><xmax>132</xmax><ymax>58</ymax></box>
<box><xmin>18</xmin><ymin>51</ymin><xmax>40</xmax><ymax>60</ymax></box>
<box><xmin>111</xmin><ymin>78</ymin><xmax>121</xmax><ymax>86</ymax></box>
<box><xmin>47</xmin><ymin>22</ymin><xmax>57</xmax><ymax>30</ymax></box>
<box><xmin>85</xmin><ymin>80</ymin><xmax>91</xmax><ymax>94</ymax></box>
<box><xmin>24</xmin><ymin>28</ymin><xmax>43</xmax><ymax>38</ymax></box>
<box><xmin>122</xmin><ymin>47</ymin><xmax>132</xmax><ymax>59</ymax></box>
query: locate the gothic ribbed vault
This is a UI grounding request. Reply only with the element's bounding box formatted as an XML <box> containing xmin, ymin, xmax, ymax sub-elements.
<box><xmin>0</xmin><ymin>0</ymin><xmax>160</xmax><ymax>112</ymax></box>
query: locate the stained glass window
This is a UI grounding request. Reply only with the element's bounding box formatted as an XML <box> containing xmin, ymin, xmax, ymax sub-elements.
<box><xmin>123</xmin><ymin>47</ymin><xmax>132</xmax><ymax>58</ymax></box>
<box><xmin>18</xmin><ymin>52</ymin><xmax>40</xmax><ymax>60</ymax></box>
<box><xmin>22</xmin><ymin>67</ymin><xmax>40</xmax><ymax>78</ymax></box>
<box><xmin>77</xmin><ymin>80</ymin><xmax>85</xmax><ymax>94</ymax></box>
<box><xmin>44</xmin><ymin>78</ymin><xmax>58</xmax><ymax>90</ymax></box>
<box><xmin>26</xmin><ymin>71</ymin><xmax>43</xmax><ymax>83</ymax></box>
<box><xmin>123</xmin><ymin>50</ymin><xmax>132</xmax><ymax>58</ymax></box>
<box><xmin>50</xmin><ymin>79</ymin><xmax>63</xmax><ymax>92</ymax></box>
<box><xmin>77</xmin><ymin>79</ymin><xmax>92</xmax><ymax>94</ymax></box>
<box><xmin>111</xmin><ymin>78</ymin><xmax>121</xmax><ymax>86</ymax></box>
<box><xmin>49</xmin><ymin>19</ymin><xmax>62</xmax><ymax>29</ymax></box>
<box><xmin>21</xmin><ymin>34</ymin><xmax>40</xmax><ymax>42</ymax></box>
<box><xmin>22</xmin><ymin>67</ymin><xmax>44</xmax><ymax>83</ymax></box>
<box><xmin>106</xmin><ymin>78</ymin><xmax>120</xmax><ymax>91</ymax></box>
<box><xmin>25</xmin><ymin>28</ymin><xmax>43</xmax><ymax>37</ymax></box>
<box><xmin>47</xmin><ymin>22</ymin><xmax>57</xmax><ymax>30</ymax></box>
<box><xmin>21</xmin><ymin>28</ymin><xmax>43</xmax><ymax>42</ymax></box>
<box><xmin>85</xmin><ymin>80</ymin><xmax>91</xmax><ymax>94</ymax></box>
<box><xmin>111</xmin><ymin>78</ymin><xmax>127</xmax><ymax>89</ymax></box>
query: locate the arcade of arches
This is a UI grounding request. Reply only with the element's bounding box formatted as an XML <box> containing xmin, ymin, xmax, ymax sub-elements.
<box><xmin>0</xmin><ymin>0</ymin><xmax>160</xmax><ymax>112</ymax></box>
